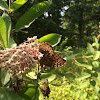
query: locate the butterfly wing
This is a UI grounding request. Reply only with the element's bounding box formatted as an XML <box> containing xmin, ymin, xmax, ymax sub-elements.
<box><xmin>51</xmin><ymin>52</ymin><xmax>66</xmax><ymax>68</ymax></box>
<box><xmin>39</xmin><ymin>43</ymin><xmax>54</xmax><ymax>56</ymax></box>
<box><xmin>39</xmin><ymin>42</ymin><xmax>66</xmax><ymax>68</ymax></box>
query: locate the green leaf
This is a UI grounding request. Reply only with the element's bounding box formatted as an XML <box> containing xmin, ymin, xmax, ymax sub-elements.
<box><xmin>92</xmin><ymin>43</ymin><xmax>99</xmax><ymax>50</ymax></box>
<box><xmin>39</xmin><ymin>73</ymin><xmax>56</xmax><ymax>84</ymax></box>
<box><xmin>93</xmin><ymin>51</ymin><xmax>100</xmax><ymax>60</ymax></box>
<box><xmin>0</xmin><ymin>0</ymin><xmax>9</xmax><ymax>11</ymax></box>
<box><xmin>78</xmin><ymin>81</ymin><xmax>89</xmax><ymax>89</ymax></box>
<box><xmin>8</xmin><ymin>37</ymin><xmax>17</xmax><ymax>48</ymax></box>
<box><xmin>2</xmin><ymin>13</ymin><xmax>11</xmax><ymax>45</ymax></box>
<box><xmin>90</xmin><ymin>80</ymin><xmax>96</xmax><ymax>86</ymax></box>
<box><xmin>0</xmin><ymin>16</ymin><xmax>7</xmax><ymax>49</ymax></box>
<box><xmin>93</xmin><ymin>36</ymin><xmax>99</xmax><ymax>44</ymax></box>
<box><xmin>38</xmin><ymin>33</ymin><xmax>61</xmax><ymax>47</ymax></box>
<box><xmin>23</xmin><ymin>87</ymin><xmax>36</xmax><ymax>100</ymax></box>
<box><xmin>10</xmin><ymin>0</ymin><xmax>28</xmax><ymax>12</ymax></box>
<box><xmin>91</xmin><ymin>71</ymin><xmax>98</xmax><ymax>77</ymax></box>
<box><xmin>65</xmin><ymin>54</ymin><xmax>78</xmax><ymax>60</ymax></box>
<box><xmin>92</xmin><ymin>61</ymin><xmax>100</xmax><ymax>68</ymax></box>
<box><xmin>87</xmin><ymin>43</ymin><xmax>94</xmax><ymax>54</ymax></box>
<box><xmin>32</xmin><ymin>87</ymin><xmax>44</xmax><ymax>100</ymax></box>
<box><xmin>26</xmin><ymin>71</ymin><xmax>37</xmax><ymax>80</ymax></box>
<box><xmin>15</xmin><ymin>1</ymin><xmax>51</xmax><ymax>32</ymax></box>
<box><xmin>0</xmin><ymin>87</ymin><xmax>22</xmax><ymax>100</ymax></box>
<box><xmin>1</xmin><ymin>71</ymin><xmax>11</xmax><ymax>86</ymax></box>
<box><xmin>75</xmin><ymin>72</ymin><xmax>91</xmax><ymax>81</ymax></box>
<box><xmin>75</xmin><ymin>62</ymin><xmax>92</xmax><ymax>70</ymax></box>
<box><xmin>84</xmin><ymin>53</ymin><xmax>93</xmax><ymax>58</ymax></box>
<box><xmin>95</xmin><ymin>84</ymin><xmax>100</xmax><ymax>95</ymax></box>
<box><xmin>79</xmin><ymin>91</ymin><xmax>87</xmax><ymax>99</ymax></box>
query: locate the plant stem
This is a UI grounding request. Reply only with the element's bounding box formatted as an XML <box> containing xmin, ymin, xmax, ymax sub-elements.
<box><xmin>34</xmin><ymin>64</ymin><xmax>40</xmax><ymax>99</ymax></box>
<box><xmin>9</xmin><ymin>0</ymin><xmax>11</xmax><ymax>10</ymax></box>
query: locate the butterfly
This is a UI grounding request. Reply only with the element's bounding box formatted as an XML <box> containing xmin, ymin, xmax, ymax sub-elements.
<box><xmin>39</xmin><ymin>43</ymin><xmax>66</xmax><ymax>68</ymax></box>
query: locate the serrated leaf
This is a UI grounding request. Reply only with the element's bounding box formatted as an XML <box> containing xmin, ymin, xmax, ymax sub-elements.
<box><xmin>0</xmin><ymin>16</ymin><xmax>7</xmax><ymax>49</ymax></box>
<box><xmin>93</xmin><ymin>51</ymin><xmax>100</xmax><ymax>60</ymax></box>
<box><xmin>75</xmin><ymin>73</ymin><xmax>91</xmax><ymax>81</ymax></box>
<box><xmin>0</xmin><ymin>87</ymin><xmax>22</xmax><ymax>100</ymax></box>
<box><xmin>0</xmin><ymin>0</ymin><xmax>9</xmax><ymax>11</ymax></box>
<box><xmin>10</xmin><ymin>0</ymin><xmax>28</xmax><ymax>12</ymax></box>
<box><xmin>15</xmin><ymin>1</ymin><xmax>51</xmax><ymax>31</ymax></box>
<box><xmin>2</xmin><ymin>13</ymin><xmax>11</xmax><ymax>45</ymax></box>
<box><xmin>38</xmin><ymin>33</ymin><xmax>61</xmax><ymax>47</ymax></box>
<box><xmin>75</xmin><ymin>62</ymin><xmax>92</xmax><ymax>70</ymax></box>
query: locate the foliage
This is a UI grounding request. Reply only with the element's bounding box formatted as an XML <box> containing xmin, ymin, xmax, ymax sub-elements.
<box><xmin>74</xmin><ymin>36</ymin><xmax>100</xmax><ymax>99</ymax></box>
<box><xmin>63</xmin><ymin>0</ymin><xmax>100</xmax><ymax>47</ymax></box>
<box><xmin>0</xmin><ymin>0</ymin><xmax>100</xmax><ymax>100</ymax></box>
<box><xmin>0</xmin><ymin>0</ymin><xmax>61</xmax><ymax>100</ymax></box>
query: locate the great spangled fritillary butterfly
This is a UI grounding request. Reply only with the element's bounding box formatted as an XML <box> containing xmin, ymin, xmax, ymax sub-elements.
<box><xmin>39</xmin><ymin>43</ymin><xmax>66</xmax><ymax>68</ymax></box>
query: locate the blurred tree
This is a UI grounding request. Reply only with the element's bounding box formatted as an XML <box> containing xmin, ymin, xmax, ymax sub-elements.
<box><xmin>63</xmin><ymin>0</ymin><xmax>100</xmax><ymax>47</ymax></box>
<box><xmin>5</xmin><ymin>0</ymin><xmax>100</xmax><ymax>47</ymax></box>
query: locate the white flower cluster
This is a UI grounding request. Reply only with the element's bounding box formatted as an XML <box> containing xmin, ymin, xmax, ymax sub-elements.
<box><xmin>0</xmin><ymin>36</ymin><xmax>43</xmax><ymax>77</ymax></box>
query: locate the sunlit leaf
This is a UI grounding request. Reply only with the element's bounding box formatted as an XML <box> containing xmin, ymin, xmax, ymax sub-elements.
<box><xmin>95</xmin><ymin>84</ymin><xmax>100</xmax><ymax>95</ymax></box>
<box><xmin>84</xmin><ymin>53</ymin><xmax>93</xmax><ymax>58</ymax></box>
<box><xmin>75</xmin><ymin>62</ymin><xmax>92</xmax><ymax>70</ymax></box>
<box><xmin>2</xmin><ymin>13</ymin><xmax>11</xmax><ymax>45</ymax></box>
<box><xmin>38</xmin><ymin>33</ymin><xmax>61</xmax><ymax>47</ymax></box>
<box><xmin>79</xmin><ymin>91</ymin><xmax>87</xmax><ymax>99</ymax></box>
<box><xmin>15</xmin><ymin>1</ymin><xmax>51</xmax><ymax>31</ymax></box>
<box><xmin>39</xmin><ymin>73</ymin><xmax>56</xmax><ymax>84</ymax></box>
<box><xmin>10</xmin><ymin>0</ymin><xmax>28</xmax><ymax>12</ymax></box>
<box><xmin>0</xmin><ymin>16</ymin><xmax>7</xmax><ymax>49</ymax></box>
<box><xmin>75</xmin><ymin>72</ymin><xmax>91</xmax><ymax>81</ymax></box>
<box><xmin>26</xmin><ymin>71</ymin><xmax>37</xmax><ymax>79</ymax></box>
<box><xmin>23</xmin><ymin>87</ymin><xmax>36</xmax><ymax>100</ymax></box>
<box><xmin>0</xmin><ymin>0</ymin><xmax>9</xmax><ymax>11</ymax></box>
<box><xmin>87</xmin><ymin>43</ymin><xmax>94</xmax><ymax>54</ymax></box>
<box><xmin>0</xmin><ymin>87</ymin><xmax>22</xmax><ymax>100</ymax></box>
<box><xmin>92</xmin><ymin>61</ymin><xmax>100</xmax><ymax>68</ymax></box>
<box><xmin>93</xmin><ymin>36</ymin><xmax>99</xmax><ymax>44</ymax></box>
<box><xmin>93</xmin><ymin>51</ymin><xmax>100</xmax><ymax>60</ymax></box>
<box><xmin>31</xmin><ymin>87</ymin><xmax>44</xmax><ymax>100</ymax></box>
<box><xmin>92</xmin><ymin>43</ymin><xmax>99</xmax><ymax>50</ymax></box>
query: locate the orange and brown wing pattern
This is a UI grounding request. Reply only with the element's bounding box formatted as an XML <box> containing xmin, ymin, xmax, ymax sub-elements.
<box><xmin>39</xmin><ymin>42</ymin><xmax>66</xmax><ymax>68</ymax></box>
<box><xmin>51</xmin><ymin>52</ymin><xmax>66</xmax><ymax>68</ymax></box>
<box><xmin>39</xmin><ymin>43</ymin><xmax>54</xmax><ymax>56</ymax></box>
